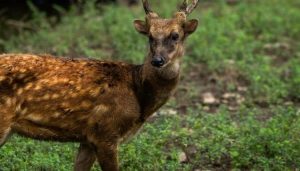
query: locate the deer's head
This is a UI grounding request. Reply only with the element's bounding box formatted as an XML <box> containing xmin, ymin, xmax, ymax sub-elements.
<box><xmin>134</xmin><ymin>0</ymin><xmax>198</xmax><ymax>68</ymax></box>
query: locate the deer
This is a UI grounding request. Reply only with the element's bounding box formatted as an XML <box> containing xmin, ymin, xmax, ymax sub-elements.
<box><xmin>0</xmin><ymin>0</ymin><xmax>198</xmax><ymax>170</ymax></box>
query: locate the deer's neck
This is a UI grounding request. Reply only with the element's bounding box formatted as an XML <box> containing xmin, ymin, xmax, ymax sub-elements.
<box><xmin>134</xmin><ymin>57</ymin><xmax>181</xmax><ymax>121</ymax></box>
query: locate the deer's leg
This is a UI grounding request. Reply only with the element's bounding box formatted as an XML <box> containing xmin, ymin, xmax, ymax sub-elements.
<box><xmin>0</xmin><ymin>117</ymin><xmax>13</xmax><ymax>148</ymax></box>
<box><xmin>0</xmin><ymin>127</ymin><xmax>11</xmax><ymax>147</ymax></box>
<box><xmin>95</xmin><ymin>142</ymin><xmax>119</xmax><ymax>171</ymax></box>
<box><xmin>74</xmin><ymin>143</ymin><xmax>96</xmax><ymax>171</ymax></box>
<box><xmin>0</xmin><ymin>104</ymin><xmax>14</xmax><ymax>148</ymax></box>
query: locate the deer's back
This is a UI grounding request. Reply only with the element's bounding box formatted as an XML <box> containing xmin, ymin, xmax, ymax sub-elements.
<box><xmin>0</xmin><ymin>54</ymin><xmax>141</xmax><ymax>142</ymax></box>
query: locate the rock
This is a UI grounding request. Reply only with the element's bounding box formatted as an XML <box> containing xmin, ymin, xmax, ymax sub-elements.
<box><xmin>237</xmin><ymin>86</ymin><xmax>247</xmax><ymax>92</ymax></box>
<box><xmin>203</xmin><ymin>106</ymin><xmax>210</xmax><ymax>111</ymax></box>
<box><xmin>284</xmin><ymin>101</ymin><xmax>293</xmax><ymax>106</ymax></box>
<box><xmin>179</xmin><ymin>152</ymin><xmax>188</xmax><ymax>163</ymax></box>
<box><xmin>222</xmin><ymin>99</ymin><xmax>229</xmax><ymax>104</ymax></box>
<box><xmin>202</xmin><ymin>92</ymin><xmax>219</xmax><ymax>105</ymax></box>
<box><xmin>228</xmin><ymin>106</ymin><xmax>238</xmax><ymax>111</ymax></box>
<box><xmin>222</xmin><ymin>92</ymin><xmax>239</xmax><ymax>99</ymax></box>
<box><xmin>226</xmin><ymin>59</ymin><xmax>235</xmax><ymax>64</ymax></box>
<box><xmin>222</xmin><ymin>92</ymin><xmax>245</xmax><ymax>104</ymax></box>
<box><xmin>161</xmin><ymin>109</ymin><xmax>177</xmax><ymax>116</ymax></box>
<box><xmin>188</xmin><ymin>128</ymin><xmax>194</xmax><ymax>134</ymax></box>
<box><xmin>237</xmin><ymin>96</ymin><xmax>245</xmax><ymax>104</ymax></box>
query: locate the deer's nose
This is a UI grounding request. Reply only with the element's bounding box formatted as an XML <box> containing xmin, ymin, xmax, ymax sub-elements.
<box><xmin>151</xmin><ymin>56</ymin><xmax>165</xmax><ymax>67</ymax></box>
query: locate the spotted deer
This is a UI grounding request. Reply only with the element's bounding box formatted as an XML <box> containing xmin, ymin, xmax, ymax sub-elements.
<box><xmin>0</xmin><ymin>0</ymin><xmax>198</xmax><ymax>170</ymax></box>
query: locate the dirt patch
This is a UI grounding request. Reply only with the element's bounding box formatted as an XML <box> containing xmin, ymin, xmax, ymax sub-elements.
<box><xmin>174</xmin><ymin>62</ymin><xmax>249</xmax><ymax>113</ymax></box>
<box><xmin>263</xmin><ymin>40</ymin><xmax>296</xmax><ymax>66</ymax></box>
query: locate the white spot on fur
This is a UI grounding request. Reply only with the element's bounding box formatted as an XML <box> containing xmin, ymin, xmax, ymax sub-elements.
<box><xmin>0</xmin><ymin>76</ymin><xmax>5</xmax><ymax>82</ymax></box>
<box><xmin>94</xmin><ymin>104</ymin><xmax>108</xmax><ymax>113</ymax></box>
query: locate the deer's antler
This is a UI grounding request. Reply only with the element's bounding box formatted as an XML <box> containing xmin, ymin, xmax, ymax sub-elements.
<box><xmin>142</xmin><ymin>0</ymin><xmax>159</xmax><ymax>20</ymax></box>
<box><xmin>179</xmin><ymin>0</ymin><xmax>199</xmax><ymax>15</ymax></box>
<box><xmin>142</xmin><ymin>0</ymin><xmax>153</xmax><ymax>15</ymax></box>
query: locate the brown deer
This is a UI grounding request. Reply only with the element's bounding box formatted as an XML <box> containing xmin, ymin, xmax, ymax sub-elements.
<box><xmin>0</xmin><ymin>0</ymin><xmax>198</xmax><ymax>170</ymax></box>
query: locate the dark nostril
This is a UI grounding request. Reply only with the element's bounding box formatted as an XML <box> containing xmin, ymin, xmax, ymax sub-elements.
<box><xmin>151</xmin><ymin>56</ymin><xmax>165</xmax><ymax>67</ymax></box>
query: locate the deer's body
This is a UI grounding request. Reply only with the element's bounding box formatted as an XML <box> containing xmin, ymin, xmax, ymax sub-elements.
<box><xmin>0</xmin><ymin>53</ymin><xmax>179</xmax><ymax>141</ymax></box>
<box><xmin>0</xmin><ymin>0</ymin><xmax>198</xmax><ymax>170</ymax></box>
<box><xmin>0</xmin><ymin>53</ymin><xmax>178</xmax><ymax>169</ymax></box>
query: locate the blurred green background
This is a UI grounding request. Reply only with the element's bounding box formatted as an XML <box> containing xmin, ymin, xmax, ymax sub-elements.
<box><xmin>0</xmin><ymin>0</ymin><xmax>299</xmax><ymax>170</ymax></box>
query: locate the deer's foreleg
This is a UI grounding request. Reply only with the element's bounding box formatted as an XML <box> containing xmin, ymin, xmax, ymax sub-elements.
<box><xmin>95</xmin><ymin>142</ymin><xmax>119</xmax><ymax>171</ymax></box>
<box><xmin>74</xmin><ymin>143</ymin><xmax>96</xmax><ymax>171</ymax></box>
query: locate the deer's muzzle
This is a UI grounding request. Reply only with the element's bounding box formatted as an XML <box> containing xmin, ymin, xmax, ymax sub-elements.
<box><xmin>151</xmin><ymin>56</ymin><xmax>165</xmax><ymax>67</ymax></box>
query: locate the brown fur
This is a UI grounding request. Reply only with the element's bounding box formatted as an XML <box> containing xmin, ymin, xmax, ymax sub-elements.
<box><xmin>0</xmin><ymin>1</ymin><xmax>198</xmax><ymax>170</ymax></box>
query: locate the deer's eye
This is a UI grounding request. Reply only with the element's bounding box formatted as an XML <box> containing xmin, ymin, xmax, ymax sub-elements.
<box><xmin>170</xmin><ymin>32</ymin><xmax>179</xmax><ymax>41</ymax></box>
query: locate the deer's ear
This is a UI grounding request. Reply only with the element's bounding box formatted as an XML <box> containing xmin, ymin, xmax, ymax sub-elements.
<box><xmin>134</xmin><ymin>20</ymin><xmax>148</xmax><ymax>35</ymax></box>
<box><xmin>184</xmin><ymin>19</ymin><xmax>198</xmax><ymax>35</ymax></box>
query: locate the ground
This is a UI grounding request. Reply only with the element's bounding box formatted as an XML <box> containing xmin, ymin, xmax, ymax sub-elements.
<box><xmin>0</xmin><ymin>0</ymin><xmax>299</xmax><ymax>170</ymax></box>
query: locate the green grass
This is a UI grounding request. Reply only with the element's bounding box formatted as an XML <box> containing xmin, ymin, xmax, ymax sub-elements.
<box><xmin>0</xmin><ymin>0</ymin><xmax>300</xmax><ymax>170</ymax></box>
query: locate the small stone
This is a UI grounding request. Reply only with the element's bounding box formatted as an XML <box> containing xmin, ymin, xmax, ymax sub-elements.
<box><xmin>203</xmin><ymin>106</ymin><xmax>210</xmax><ymax>111</ymax></box>
<box><xmin>222</xmin><ymin>92</ymin><xmax>238</xmax><ymax>99</ymax></box>
<box><xmin>228</xmin><ymin>106</ymin><xmax>238</xmax><ymax>111</ymax></box>
<box><xmin>188</xmin><ymin>128</ymin><xmax>194</xmax><ymax>134</ymax></box>
<box><xmin>202</xmin><ymin>92</ymin><xmax>218</xmax><ymax>104</ymax></box>
<box><xmin>161</xmin><ymin>109</ymin><xmax>177</xmax><ymax>116</ymax></box>
<box><xmin>226</xmin><ymin>59</ymin><xmax>235</xmax><ymax>64</ymax></box>
<box><xmin>179</xmin><ymin>152</ymin><xmax>188</xmax><ymax>163</ymax></box>
<box><xmin>167</xmin><ymin>109</ymin><xmax>177</xmax><ymax>115</ymax></box>
<box><xmin>237</xmin><ymin>86</ymin><xmax>248</xmax><ymax>92</ymax></box>
<box><xmin>237</xmin><ymin>96</ymin><xmax>245</xmax><ymax>104</ymax></box>
<box><xmin>222</xmin><ymin>99</ymin><xmax>228</xmax><ymax>104</ymax></box>
<box><xmin>284</xmin><ymin>101</ymin><xmax>293</xmax><ymax>106</ymax></box>
<box><xmin>152</xmin><ymin>111</ymin><xmax>158</xmax><ymax>116</ymax></box>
